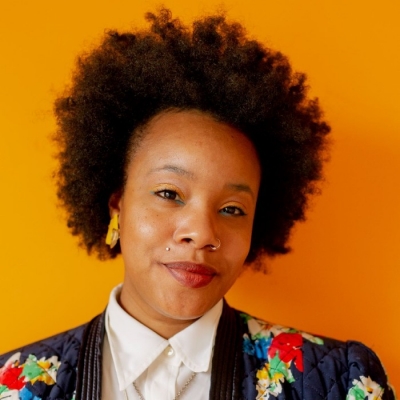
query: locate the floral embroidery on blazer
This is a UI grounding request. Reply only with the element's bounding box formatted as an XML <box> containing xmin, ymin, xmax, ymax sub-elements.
<box><xmin>239</xmin><ymin>313</ymin><xmax>392</xmax><ymax>399</ymax></box>
<box><xmin>0</xmin><ymin>304</ymin><xmax>396</xmax><ymax>400</ymax></box>
<box><xmin>0</xmin><ymin>353</ymin><xmax>61</xmax><ymax>399</ymax></box>
<box><xmin>0</xmin><ymin>324</ymin><xmax>83</xmax><ymax>400</ymax></box>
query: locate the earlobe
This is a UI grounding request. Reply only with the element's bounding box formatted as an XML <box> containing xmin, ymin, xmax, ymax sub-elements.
<box><xmin>108</xmin><ymin>191</ymin><xmax>122</xmax><ymax>216</ymax></box>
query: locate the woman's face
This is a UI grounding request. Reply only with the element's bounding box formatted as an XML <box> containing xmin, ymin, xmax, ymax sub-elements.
<box><xmin>112</xmin><ymin>110</ymin><xmax>261</xmax><ymax>334</ymax></box>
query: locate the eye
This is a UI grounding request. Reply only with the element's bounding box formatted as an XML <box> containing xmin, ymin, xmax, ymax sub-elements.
<box><xmin>155</xmin><ymin>189</ymin><xmax>179</xmax><ymax>201</ymax></box>
<box><xmin>220</xmin><ymin>206</ymin><xmax>246</xmax><ymax>216</ymax></box>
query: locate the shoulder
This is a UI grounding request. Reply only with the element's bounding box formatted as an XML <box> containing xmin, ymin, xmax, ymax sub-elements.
<box><xmin>0</xmin><ymin>323</ymin><xmax>88</xmax><ymax>400</ymax></box>
<box><xmin>235</xmin><ymin>310</ymin><xmax>396</xmax><ymax>399</ymax></box>
<box><xmin>0</xmin><ymin>324</ymin><xmax>87</xmax><ymax>365</ymax></box>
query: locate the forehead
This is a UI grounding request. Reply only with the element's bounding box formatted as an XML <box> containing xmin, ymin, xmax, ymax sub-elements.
<box><xmin>128</xmin><ymin>109</ymin><xmax>261</xmax><ymax>184</ymax></box>
<box><xmin>137</xmin><ymin>110</ymin><xmax>256</xmax><ymax>155</ymax></box>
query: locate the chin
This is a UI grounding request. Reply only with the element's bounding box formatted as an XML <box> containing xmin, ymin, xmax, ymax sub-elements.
<box><xmin>154</xmin><ymin>300</ymin><xmax>215</xmax><ymax>321</ymax></box>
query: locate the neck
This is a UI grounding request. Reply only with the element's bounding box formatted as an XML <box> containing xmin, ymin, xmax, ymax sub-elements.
<box><xmin>119</xmin><ymin>285</ymin><xmax>198</xmax><ymax>339</ymax></box>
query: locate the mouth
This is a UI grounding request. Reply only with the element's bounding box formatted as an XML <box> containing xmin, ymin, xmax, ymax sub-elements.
<box><xmin>164</xmin><ymin>262</ymin><xmax>216</xmax><ymax>288</ymax></box>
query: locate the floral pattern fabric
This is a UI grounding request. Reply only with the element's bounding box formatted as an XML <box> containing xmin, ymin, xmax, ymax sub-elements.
<box><xmin>0</xmin><ymin>352</ymin><xmax>60</xmax><ymax>400</ymax></box>
<box><xmin>0</xmin><ymin>307</ymin><xmax>395</xmax><ymax>400</ymax></box>
<box><xmin>241</xmin><ymin>313</ymin><xmax>388</xmax><ymax>400</ymax></box>
<box><xmin>347</xmin><ymin>376</ymin><xmax>385</xmax><ymax>400</ymax></box>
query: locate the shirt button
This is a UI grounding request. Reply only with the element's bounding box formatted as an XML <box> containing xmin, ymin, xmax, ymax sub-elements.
<box><xmin>165</xmin><ymin>346</ymin><xmax>174</xmax><ymax>356</ymax></box>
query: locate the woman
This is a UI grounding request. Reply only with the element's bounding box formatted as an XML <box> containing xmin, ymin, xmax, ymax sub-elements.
<box><xmin>0</xmin><ymin>9</ymin><xmax>395</xmax><ymax>400</ymax></box>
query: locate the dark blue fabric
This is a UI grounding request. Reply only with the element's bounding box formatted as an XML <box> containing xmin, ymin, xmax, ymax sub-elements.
<box><xmin>0</xmin><ymin>310</ymin><xmax>395</xmax><ymax>399</ymax></box>
<box><xmin>0</xmin><ymin>325</ymin><xmax>85</xmax><ymax>400</ymax></box>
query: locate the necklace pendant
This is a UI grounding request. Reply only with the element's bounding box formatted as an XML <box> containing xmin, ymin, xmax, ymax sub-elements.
<box><xmin>127</xmin><ymin>371</ymin><xmax>197</xmax><ymax>400</ymax></box>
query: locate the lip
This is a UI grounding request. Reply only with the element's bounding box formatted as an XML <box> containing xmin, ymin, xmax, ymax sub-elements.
<box><xmin>164</xmin><ymin>262</ymin><xmax>217</xmax><ymax>288</ymax></box>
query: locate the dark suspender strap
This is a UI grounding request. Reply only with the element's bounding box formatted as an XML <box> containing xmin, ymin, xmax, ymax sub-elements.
<box><xmin>75</xmin><ymin>303</ymin><xmax>245</xmax><ymax>400</ymax></box>
<box><xmin>209</xmin><ymin>301</ymin><xmax>245</xmax><ymax>400</ymax></box>
<box><xmin>75</xmin><ymin>312</ymin><xmax>105</xmax><ymax>400</ymax></box>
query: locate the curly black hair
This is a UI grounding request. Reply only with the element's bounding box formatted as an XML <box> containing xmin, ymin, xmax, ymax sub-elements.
<box><xmin>54</xmin><ymin>8</ymin><xmax>330</xmax><ymax>266</ymax></box>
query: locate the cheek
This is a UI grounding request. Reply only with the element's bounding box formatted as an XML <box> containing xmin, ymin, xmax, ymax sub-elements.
<box><xmin>120</xmin><ymin>206</ymin><xmax>161</xmax><ymax>248</ymax></box>
<box><xmin>221</xmin><ymin>235</ymin><xmax>251</xmax><ymax>275</ymax></box>
<box><xmin>134</xmin><ymin>214</ymin><xmax>158</xmax><ymax>237</ymax></box>
<box><xmin>225</xmin><ymin>223</ymin><xmax>253</xmax><ymax>256</ymax></box>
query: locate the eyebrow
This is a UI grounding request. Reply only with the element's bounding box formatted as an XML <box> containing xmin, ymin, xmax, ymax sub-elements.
<box><xmin>149</xmin><ymin>164</ymin><xmax>256</xmax><ymax>198</ymax></box>
<box><xmin>149</xmin><ymin>164</ymin><xmax>195</xmax><ymax>178</ymax></box>
<box><xmin>225</xmin><ymin>183</ymin><xmax>256</xmax><ymax>199</ymax></box>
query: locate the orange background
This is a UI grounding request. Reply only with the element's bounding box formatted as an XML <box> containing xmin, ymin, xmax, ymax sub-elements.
<box><xmin>1</xmin><ymin>0</ymin><xmax>399</xmax><ymax>392</ymax></box>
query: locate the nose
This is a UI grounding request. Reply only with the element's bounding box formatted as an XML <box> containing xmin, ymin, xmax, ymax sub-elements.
<box><xmin>172</xmin><ymin>207</ymin><xmax>219</xmax><ymax>251</ymax></box>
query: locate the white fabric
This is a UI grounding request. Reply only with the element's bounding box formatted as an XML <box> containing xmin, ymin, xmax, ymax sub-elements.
<box><xmin>101</xmin><ymin>284</ymin><xmax>222</xmax><ymax>400</ymax></box>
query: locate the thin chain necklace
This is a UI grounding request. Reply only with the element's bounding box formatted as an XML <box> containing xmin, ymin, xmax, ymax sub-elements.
<box><xmin>124</xmin><ymin>372</ymin><xmax>197</xmax><ymax>400</ymax></box>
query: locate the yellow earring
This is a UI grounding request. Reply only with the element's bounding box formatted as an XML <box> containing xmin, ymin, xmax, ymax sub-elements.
<box><xmin>105</xmin><ymin>214</ymin><xmax>120</xmax><ymax>248</ymax></box>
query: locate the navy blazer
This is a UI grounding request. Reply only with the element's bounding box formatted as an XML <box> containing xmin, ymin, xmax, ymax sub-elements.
<box><xmin>0</xmin><ymin>302</ymin><xmax>395</xmax><ymax>399</ymax></box>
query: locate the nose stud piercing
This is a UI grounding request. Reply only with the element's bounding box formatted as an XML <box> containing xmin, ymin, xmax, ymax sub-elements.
<box><xmin>166</xmin><ymin>247</ymin><xmax>170</xmax><ymax>251</ymax></box>
<box><xmin>209</xmin><ymin>238</ymin><xmax>221</xmax><ymax>251</ymax></box>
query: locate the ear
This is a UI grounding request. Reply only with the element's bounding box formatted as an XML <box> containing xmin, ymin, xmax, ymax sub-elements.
<box><xmin>108</xmin><ymin>190</ymin><xmax>122</xmax><ymax>216</ymax></box>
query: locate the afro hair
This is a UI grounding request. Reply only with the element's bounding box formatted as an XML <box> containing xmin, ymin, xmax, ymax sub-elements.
<box><xmin>54</xmin><ymin>8</ymin><xmax>330</xmax><ymax>266</ymax></box>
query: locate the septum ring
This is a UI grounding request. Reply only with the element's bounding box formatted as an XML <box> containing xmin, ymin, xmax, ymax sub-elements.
<box><xmin>209</xmin><ymin>238</ymin><xmax>221</xmax><ymax>251</ymax></box>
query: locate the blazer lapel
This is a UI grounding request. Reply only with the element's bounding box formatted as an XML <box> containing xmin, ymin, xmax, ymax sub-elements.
<box><xmin>75</xmin><ymin>312</ymin><xmax>105</xmax><ymax>400</ymax></box>
<box><xmin>209</xmin><ymin>301</ymin><xmax>246</xmax><ymax>400</ymax></box>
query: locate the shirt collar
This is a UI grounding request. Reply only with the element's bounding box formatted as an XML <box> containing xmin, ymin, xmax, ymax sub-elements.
<box><xmin>105</xmin><ymin>284</ymin><xmax>222</xmax><ymax>390</ymax></box>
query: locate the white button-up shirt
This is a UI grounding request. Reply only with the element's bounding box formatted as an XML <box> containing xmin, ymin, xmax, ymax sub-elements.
<box><xmin>101</xmin><ymin>285</ymin><xmax>223</xmax><ymax>399</ymax></box>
